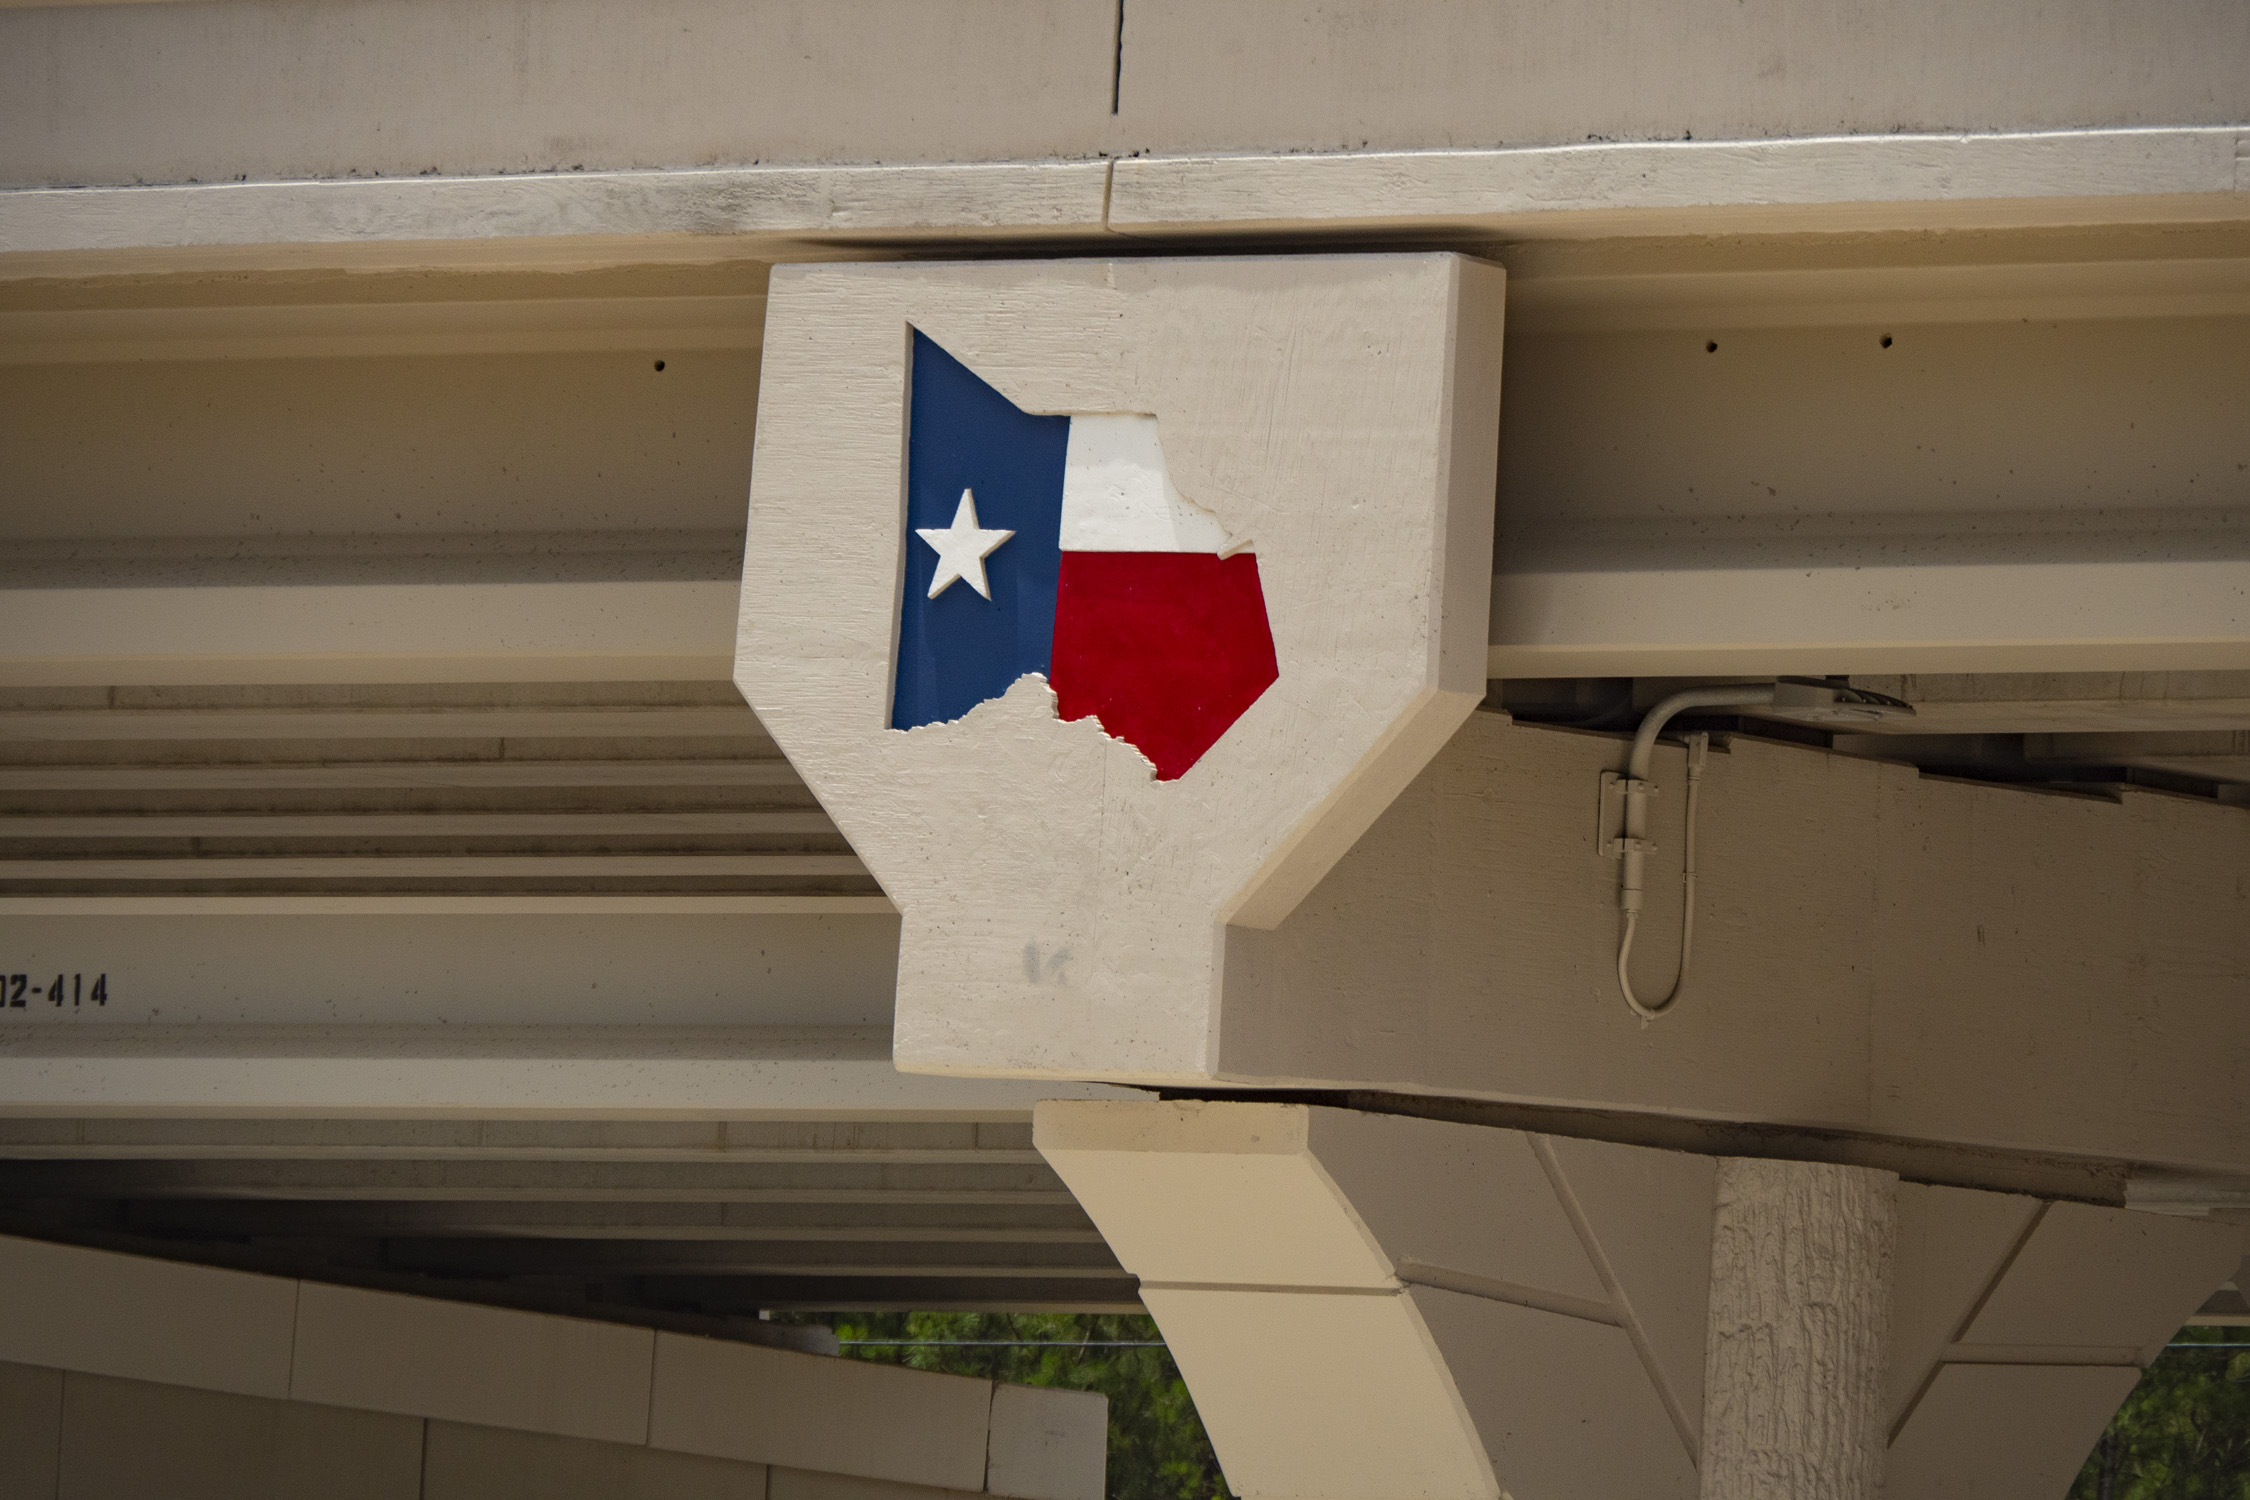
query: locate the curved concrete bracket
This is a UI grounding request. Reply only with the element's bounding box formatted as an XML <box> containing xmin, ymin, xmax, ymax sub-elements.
<box><xmin>1036</xmin><ymin>1100</ymin><xmax>2245</xmax><ymax>1500</ymax></box>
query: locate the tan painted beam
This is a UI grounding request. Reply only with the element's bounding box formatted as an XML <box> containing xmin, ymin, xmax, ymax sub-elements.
<box><xmin>1487</xmin><ymin>299</ymin><xmax>2250</xmax><ymax>679</ymax></box>
<box><xmin>1218</xmin><ymin>714</ymin><xmax>2250</xmax><ymax>1175</ymax></box>
<box><xmin>1109</xmin><ymin>129</ymin><xmax>2250</xmax><ymax>240</ymax></box>
<box><xmin>0</xmin><ymin>579</ymin><xmax>743</xmax><ymax>686</ymax></box>
<box><xmin>0</xmin><ymin>760</ymin><xmax>805</xmax><ymax>791</ymax></box>
<box><xmin>4</xmin><ymin>130</ymin><xmax>2245</xmax><ymax>281</ymax></box>
<box><xmin>0</xmin><ymin>854</ymin><xmax>866</xmax><ymax>879</ymax></box>
<box><xmin>0</xmin><ymin>895</ymin><xmax>892</xmax><ymax>914</ymax></box>
<box><xmin>0</xmin><ymin>1024</ymin><xmax>1135</xmax><ymax>1117</ymax></box>
<box><xmin>0</xmin><ymin>294</ymin><xmax>766</xmax><ymax>364</ymax></box>
<box><xmin>1851</xmin><ymin>678</ymin><xmax>2250</xmax><ymax>736</ymax></box>
<box><xmin>0</xmin><ymin>811</ymin><xmax>837</xmax><ymax>838</ymax></box>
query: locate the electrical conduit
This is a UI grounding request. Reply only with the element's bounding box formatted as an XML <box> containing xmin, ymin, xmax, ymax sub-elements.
<box><xmin>1615</xmin><ymin>685</ymin><xmax>1775</xmax><ymax>1021</ymax></box>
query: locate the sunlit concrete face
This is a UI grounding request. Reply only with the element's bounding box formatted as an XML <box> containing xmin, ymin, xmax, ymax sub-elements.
<box><xmin>737</xmin><ymin>254</ymin><xmax>1504</xmax><ymax>1082</ymax></box>
<box><xmin>6</xmin><ymin>0</ymin><xmax>2249</xmax><ymax>187</ymax></box>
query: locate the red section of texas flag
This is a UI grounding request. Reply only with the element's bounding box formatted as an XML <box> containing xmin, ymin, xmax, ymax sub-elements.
<box><xmin>1050</xmin><ymin>552</ymin><xmax>1280</xmax><ymax>780</ymax></box>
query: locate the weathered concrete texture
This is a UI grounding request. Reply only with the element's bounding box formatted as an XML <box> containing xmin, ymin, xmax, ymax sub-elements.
<box><xmin>739</xmin><ymin>255</ymin><xmax>1502</xmax><ymax>1081</ymax></box>
<box><xmin>1700</xmin><ymin>1159</ymin><xmax>1897</xmax><ymax>1500</ymax></box>
<box><xmin>0</xmin><ymin>0</ymin><xmax>1118</xmax><ymax>188</ymax></box>
<box><xmin>8</xmin><ymin>132</ymin><xmax>2245</xmax><ymax>281</ymax></box>
<box><xmin>1113</xmin><ymin>0</ymin><xmax>2250</xmax><ymax>155</ymax></box>
<box><xmin>1101</xmin><ymin>131</ymin><xmax>2250</xmax><ymax>242</ymax></box>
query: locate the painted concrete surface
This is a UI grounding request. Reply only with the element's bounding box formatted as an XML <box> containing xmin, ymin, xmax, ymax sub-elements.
<box><xmin>1039</xmin><ymin>1100</ymin><xmax>2244</xmax><ymax>1500</ymax></box>
<box><xmin>738</xmin><ymin>254</ymin><xmax>1503</xmax><ymax>1081</ymax></box>
<box><xmin>5</xmin><ymin>0</ymin><xmax>2246</xmax><ymax>188</ymax></box>
<box><xmin>1491</xmin><ymin>310</ymin><xmax>2250</xmax><ymax>677</ymax></box>
<box><xmin>7</xmin><ymin>130</ymin><xmax>2245</xmax><ymax>282</ymax></box>
<box><xmin>0</xmin><ymin>912</ymin><xmax>896</xmax><ymax>1026</ymax></box>
<box><xmin>1220</xmin><ymin>713</ymin><xmax>2250</xmax><ymax>1174</ymax></box>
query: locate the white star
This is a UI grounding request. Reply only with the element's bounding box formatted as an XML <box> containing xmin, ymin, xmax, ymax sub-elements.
<box><xmin>916</xmin><ymin>489</ymin><xmax>1014</xmax><ymax>601</ymax></box>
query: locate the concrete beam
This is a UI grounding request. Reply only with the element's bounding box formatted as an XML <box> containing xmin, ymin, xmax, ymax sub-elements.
<box><xmin>0</xmin><ymin>163</ymin><xmax>1117</xmax><ymax>279</ymax></box>
<box><xmin>1488</xmin><ymin>560</ymin><xmax>2250</xmax><ymax>678</ymax></box>
<box><xmin>375</xmin><ymin>1238</ymin><xmax>1126</xmax><ymax>1279</ymax></box>
<box><xmin>0</xmin><ymin>1024</ymin><xmax>1134</xmax><ymax>1118</ymax></box>
<box><xmin>1110</xmin><ymin>129</ymin><xmax>2250</xmax><ymax>241</ymax></box>
<box><xmin>0</xmin><ymin>1155</ymin><xmax>1075</xmax><ymax>1203</ymax></box>
<box><xmin>1848</xmin><ymin>674</ymin><xmax>2250</xmax><ymax>736</ymax></box>
<box><xmin>107</xmin><ymin>1199</ymin><xmax>1105</xmax><ymax>1240</ymax></box>
<box><xmin>0</xmin><ymin>575</ymin><xmax>740</xmax><ymax>688</ymax></box>
<box><xmin>1489</xmin><ymin>295</ymin><xmax>2250</xmax><ymax>679</ymax></box>
<box><xmin>0</xmin><ymin>1117</ymin><xmax>1054</xmax><ymax>1164</ymax></box>
<box><xmin>3</xmin><ymin>129</ymin><xmax>2244</xmax><ymax>280</ymax></box>
<box><xmin>0</xmin><ymin>291</ymin><xmax>766</xmax><ymax>365</ymax></box>
<box><xmin>0</xmin><ymin>913</ymin><xmax>899</xmax><ymax>1026</ymax></box>
<box><xmin>0</xmin><ymin>682</ymin><xmax>874</xmax><ymax>907</ymax></box>
<box><xmin>1</xmin><ymin>338</ymin><xmax>759</xmax><ymax>572</ymax></box>
<box><xmin>1218</xmin><ymin>713</ymin><xmax>2250</xmax><ymax>1177</ymax></box>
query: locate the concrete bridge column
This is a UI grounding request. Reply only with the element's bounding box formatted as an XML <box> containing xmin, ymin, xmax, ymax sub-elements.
<box><xmin>1699</xmin><ymin>1158</ymin><xmax>1897</xmax><ymax>1500</ymax></box>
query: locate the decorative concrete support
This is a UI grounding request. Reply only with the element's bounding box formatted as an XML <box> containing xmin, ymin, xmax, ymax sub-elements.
<box><xmin>739</xmin><ymin>254</ymin><xmax>1505</xmax><ymax>1083</ymax></box>
<box><xmin>1038</xmin><ymin>1100</ymin><xmax>2242</xmax><ymax>1500</ymax></box>
<box><xmin>1700</xmin><ymin>1158</ymin><xmax>1897</xmax><ymax>1500</ymax></box>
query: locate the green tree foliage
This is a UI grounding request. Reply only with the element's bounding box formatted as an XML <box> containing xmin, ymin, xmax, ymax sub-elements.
<box><xmin>2072</xmin><ymin>1329</ymin><xmax>2250</xmax><ymax>1500</ymax></box>
<box><xmin>786</xmin><ymin>1312</ymin><xmax>1231</xmax><ymax>1500</ymax></box>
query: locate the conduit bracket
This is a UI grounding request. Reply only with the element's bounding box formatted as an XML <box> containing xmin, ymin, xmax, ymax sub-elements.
<box><xmin>1596</xmin><ymin>771</ymin><xmax>1656</xmax><ymax>858</ymax></box>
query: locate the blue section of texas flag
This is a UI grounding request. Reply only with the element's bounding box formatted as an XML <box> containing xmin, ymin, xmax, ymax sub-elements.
<box><xmin>891</xmin><ymin>330</ymin><xmax>1069</xmax><ymax>730</ymax></box>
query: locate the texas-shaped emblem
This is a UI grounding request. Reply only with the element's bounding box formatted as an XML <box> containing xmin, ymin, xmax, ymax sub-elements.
<box><xmin>894</xmin><ymin>331</ymin><xmax>1279</xmax><ymax>780</ymax></box>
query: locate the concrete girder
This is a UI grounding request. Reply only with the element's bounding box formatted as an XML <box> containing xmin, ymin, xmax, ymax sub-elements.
<box><xmin>1218</xmin><ymin>711</ymin><xmax>2250</xmax><ymax>1179</ymax></box>
<box><xmin>0</xmin><ymin>1116</ymin><xmax>1048</xmax><ymax>1162</ymax></box>
<box><xmin>7</xmin><ymin>0</ymin><xmax>2249</xmax><ymax>196</ymax></box>
<box><xmin>3</xmin><ymin>133</ymin><xmax>2246</xmax><ymax>283</ymax></box>
<box><xmin>1490</xmin><ymin>299</ymin><xmax>2250</xmax><ymax>679</ymax></box>
<box><xmin>0</xmin><ymin>1117</ymin><xmax>1142</xmax><ymax>1319</ymax></box>
<box><xmin>0</xmin><ymin>1158</ymin><xmax>1075</xmax><ymax>1200</ymax></box>
<box><xmin>10</xmin><ymin>255</ymin><xmax>2248</xmax><ymax>692</ymax></box>
<box><xmin>98</xmin><ymin>1198</ymin><xmax>1107</xmax><ymax>1241</ymax></box>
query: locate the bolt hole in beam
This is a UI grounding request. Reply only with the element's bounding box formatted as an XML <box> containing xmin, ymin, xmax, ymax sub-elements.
<box><xmin>1881</xmin><ymin>334</ymin><xmax>1895</xmax><ymax>348</ymax></box>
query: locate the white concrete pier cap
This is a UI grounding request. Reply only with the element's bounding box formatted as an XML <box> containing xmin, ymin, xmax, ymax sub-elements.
<box><xmin>738</xmin><ymin>255</ymin><xmax>1504</xmax><ymax>1081</ymax></box>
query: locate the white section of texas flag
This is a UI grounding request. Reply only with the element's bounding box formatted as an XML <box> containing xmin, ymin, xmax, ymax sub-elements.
<box><xmin>1057</xmin><ymin>415</ymin><xmax>1246</xmax><ymax>555</ymax></box>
